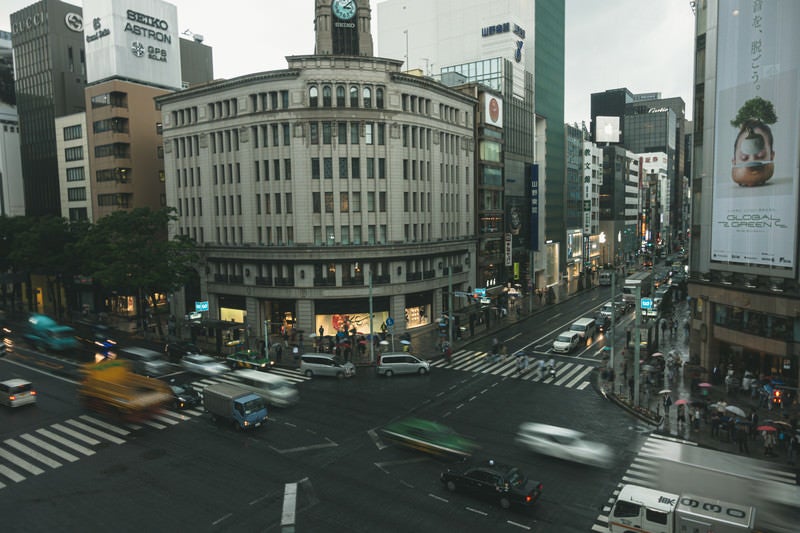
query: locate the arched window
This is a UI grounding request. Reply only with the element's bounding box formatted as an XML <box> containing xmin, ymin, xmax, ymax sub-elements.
<box><xmin>309</xmin><ymin>86</ymin><xmax>318</xmax><ymax>108</ymax></box>
<box><xmin>336</xmin><ymin>85</ymin><xmax>346</xmax><ymax>107</ymax></box>
<box><xmin>322</xmin><ymin>85</ymin><xmax>332</xmax><ymax>107</ymax></box>
<box><xmin>350</xmin><ymin>86</ymin><xmax>359</xmax><ymax>108</ymax></box>
<box><xmin>363</xmin><ymin>87</ymin><xmax>372</xmax><ymax>108</ymax></box>
<box><xmin>376</xmin><ymin>87</ymin><xmax>384</xmax><ymax>109</ymax></box>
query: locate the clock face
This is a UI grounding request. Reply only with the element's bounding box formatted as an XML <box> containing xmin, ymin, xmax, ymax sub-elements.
<box><xmin>332</xmin><ymin>0</ymin><xmax>356</xmax><ymax>21</ymax></box>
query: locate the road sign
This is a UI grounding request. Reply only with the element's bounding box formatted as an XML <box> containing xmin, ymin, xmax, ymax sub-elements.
<box><xmin>454</xmin><ymin>291</ymin><xmax>470</xmax><ymax>297</ymax></box>
<box><xmin>385</xmin><ymin>317</ymin><xmax>394</xmax><ymax>327</ymax></box>
<box><xmin>480</xmin><ymin>298</ymin><xmax>491</xmax><ymax>304</ymax></box>
<box><xmin>474</xmin><ymin>288</ymin><xmax>486</xmax><ymax>297</ymax></box>
<box><xmin>195</xmin><ymin>301</ymin><xmax>209</xmax><ymax>312</ymax></box>
<box><xmin>640</xmin><ymin>298</ymin><xmax>653</xmax><ymax>309</ymax></box>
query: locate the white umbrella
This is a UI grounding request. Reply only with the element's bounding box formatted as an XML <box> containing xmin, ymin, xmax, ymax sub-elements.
<box><xmin>379</xmin><ymin>340</ymin><xmax>389</xmax><ymax>346</ymax></box>
<box><xmin>725</xmin><ymin>405</ymin><xmax>746</xmax><ymax>418</ymax></box>
<box><xmin>400</xmin><ymin>340</ymin><xmax>411</xmax><ymax>345</ymax></box>
<box><xmin>308</xmin><ymin>333</ymin><xmax>318</xmax><ymax>338</ymax></box>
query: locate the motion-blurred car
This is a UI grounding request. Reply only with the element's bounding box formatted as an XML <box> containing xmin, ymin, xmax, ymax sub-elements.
<box><xmin>180</xmin><ymin>354</ymin><xmax>229</xmax><ymax>376</ymax></box>
<box><xmin>164</xmin><ymin>341</ymin><xmax>203</xmax><ymax>363</ymax></box>
<box><xmin>0</xmin><ymin>379</ymin><xmax>37</xmax><ymax>408</ymax></box>
<box><xmin>381</xmin><ymin>417</ymin><xmax>478</xmax><ymax>458</ymax></box>
<box><xmin>169</xmin><ymin>383</ymin><xmax>201</xmax><ymax>410</ymax></box>
<box><xmin>552</xmin><ymin>331</ymin><xmax>580</xmax><ymax>354</ymax></box>
<box><xmin>440</xmin><ymin>459</ymin><xmax>543</xmax><ymax>510</ymax></box>
<box><xmin>515</xmin><ymin>422</ymin><xmax>612</xmax><ymax>468</ymax></box>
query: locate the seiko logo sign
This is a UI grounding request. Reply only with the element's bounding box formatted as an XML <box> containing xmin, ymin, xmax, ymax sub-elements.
<box><xmin>124</xmin><ymin>9</ymin><xmax>172</xmax><ymax>44</ymax></box>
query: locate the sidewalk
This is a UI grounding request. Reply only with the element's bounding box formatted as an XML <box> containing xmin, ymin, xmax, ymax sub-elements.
<box><xmin>600</xmin><ymin>298</ymin><xmax>799</xmax><ymax>468</ymax></box>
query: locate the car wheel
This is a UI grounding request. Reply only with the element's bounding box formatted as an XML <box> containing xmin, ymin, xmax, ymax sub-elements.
<box><xmin>385</xmin><ymin>370</ymin><xmax>393</xmax><ymax>377</ymax></box>
<box><xmin>304</xmin><ymin>369</ymin><xmax>313</xmax><ymax>377</ymax></box>
<box><xmin>500</xmin><ymin>497</ymin><xmax>511</xmax><ymax>510</ymax></box>
<box><xmin>418</xmin><ymin>368</ymin><xmax>428</xmax><ymax>375</ymax></box>
<box><xmin>446</xmin><ymin>481</ymin><xmax>456</xmax><ymax>492</ymax></box>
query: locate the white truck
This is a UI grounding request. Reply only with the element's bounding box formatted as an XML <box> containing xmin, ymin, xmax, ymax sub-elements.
<box><xmin>608</xmin><ymin>484</ymin><xmax>756</xmax><ymax>533</ymax></box>
<box><xmin>202</xmin><ymin>382</ymin><xmax>268</xmax><ymax>431</ymax></box>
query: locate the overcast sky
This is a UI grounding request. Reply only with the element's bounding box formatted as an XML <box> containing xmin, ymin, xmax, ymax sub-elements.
<box><xmin>1</xmin><ymin>0</ymin><xmax>696</xmax><ymax>125</ymax></box>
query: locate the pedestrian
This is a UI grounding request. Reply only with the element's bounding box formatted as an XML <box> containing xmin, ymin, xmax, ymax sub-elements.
<box><xmin>516</xmin><ymin>352</ymin><xmax>525</xmax><ymax>374</ymax></box>
<box><xmin>710</xmin><ymin>411</ymin><xmax>720</xmax><ymax>438</ymax></box>
<box><xmin>628</xmin><ymin>376</ymin><xmax>635</xmax><ymax>400</ymax></box>
<box><xmin>319</xmin><ymin>325</ymin><xmax>325</xmax><ymax>338</ymax></box>
<box><xmin>788</xmin><ymin>433</ymin><xmax>798</xmax><ymax>465</ymax></box>
<box><xmin>693</xmin><ymin>407</ymin><xmax>701</xmax><ymax>431</ymax></box>
<box><xmin>737</xmin><ymin>424</ymin><xmax>750</xmax><ymax>454</ymax></box>
<box><xmin>621</xmin><ymin>354</ymin><xmax>628</xmax><ymax>381</ymax></box>
<box><xmin>749</xmin><ymin>409</ymin><xmax>759</xmax><ymax>440</ymax></box>
<box><xmin>763</xmin><ymin>430</ymin><xmax>776</xmax><ymax>456</ymax></box>
<box><xmin>663</xmin><ymin>393</ymin><xmax>673</xmax><ymax>414</ymax></box>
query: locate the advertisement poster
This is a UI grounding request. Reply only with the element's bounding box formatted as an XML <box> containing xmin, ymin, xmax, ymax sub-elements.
<box><xmin>710</xmin><ymin>0</ymin><xmax>800</xmax><ymax>273</ymax></box>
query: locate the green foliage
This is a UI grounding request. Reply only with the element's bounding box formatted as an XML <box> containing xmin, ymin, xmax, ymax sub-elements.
<box><xmin>730</xmin><ymin>97</ymin><xmax>777</xmax><ymax>128</ymax></box>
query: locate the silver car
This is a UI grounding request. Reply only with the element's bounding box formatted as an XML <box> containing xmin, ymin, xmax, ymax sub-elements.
<box><xmin>300</xmin><ymin>353</ymin><xmax>355</xmax><ymax>378</ymax></box>
<box><xmin>515</xmin><ymin>422</ymin><xmax>612</xmax><ymax>468</ymax></box>
<box><xmin>180</xmin><ymin>354</ymin><xmax>229</xmax><ymax>376</ymax></box>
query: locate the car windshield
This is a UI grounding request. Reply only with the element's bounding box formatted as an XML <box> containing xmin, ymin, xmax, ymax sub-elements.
<box><xmin>242</xmin><ymin>398</ymin><xmax>264</xmax><ymax>415</ymax></box>
<box><xmin>556</xmin><ymin>335</ymin><xmax>572</xmax><ymax>342</ymax></box>
<box><xmin>505</xmin><ymin>468</ymin><xmax>526</xmax><ymax>487</ymax></box>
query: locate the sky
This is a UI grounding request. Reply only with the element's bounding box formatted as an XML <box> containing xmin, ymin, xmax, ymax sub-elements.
<box><xmin>0</xmin><ymin>0</ymin><xmax>696</xmax><ymax>126</ymax></box>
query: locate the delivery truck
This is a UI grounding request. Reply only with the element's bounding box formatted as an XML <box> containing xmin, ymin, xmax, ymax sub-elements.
<box><xmin>24</xmin><ymin>313</ymin><xmax>78</xmax><ymax>352</ymax></box>
<box><xmin>608</xmin><ymin>484</ymin><xmax>756</xmax><ymax>533</ymax></box>
<box><xmin>77</xmin><ymin>359</ymin><xmax>172</xmax><ymax>422</ymax></box>
<box><xmin>202</xmin><ymin>382</ymin><xmax>268</xmax><ymax>431</ymax></box>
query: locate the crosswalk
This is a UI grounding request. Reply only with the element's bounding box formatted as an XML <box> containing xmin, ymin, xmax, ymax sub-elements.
<box><xmin>0</xmin><ymin>367</ymin><xmax>309</xmax><ymax>491</ymax></box>
<box><xmin>429</xmin><ymin>349</ymin><xmax>595</xmax><ymax>390</ymax></box>
<box><xmin>590</xmin><ymin>434</ymin><xmax>798</xmax><ymax>532</ymax></box>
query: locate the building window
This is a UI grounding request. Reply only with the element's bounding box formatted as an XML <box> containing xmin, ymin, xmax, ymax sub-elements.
<box><xmin>66</xmin><ymin>167</ymin><xmax>85</xmax><ymax>182</ymax></box>
<box><xmin>67</xmin><ymin>187</ymin><xmax>86</xmax><ymax>201</ymax></box>
<box><xmin>365</xmin><ymin>123</ymin><xmax>373</xmax><ymax>145</ymax></box>
<box><xmin>367</xmin><ymin>191</ymin><xmax>375</xmax><ymax>212</ymax></box>
<box><xmin>350</xmin><ymin>121</ymin><xmax>359</xmax><ymax>144</ymax></box>
<box><xmin>351</xmin><ymin>158</ymin><xmax>360</xmax><ymax>179</ymax></box>
<box><xmin>322</xmin><ymin>85</ymin><xmax>332</xmax><ymax>107</ymax></box>
<box><xmin>352</xmin><ymin>192</ymin><xmax>361</xmax><ymax>212</ymax></box>
<box><xmin>285</xmin><ymin>193</ymin><xmax>292</xmax><ymax>214</ymax></box>
<box><xmin>377</xmin><ymin>123</ymin><xmax>385</xmax><ymax>145</ymax></box>
<box><xmin>338</xmin><ymin>122</ymin><xmax>347</xmax><ymax>144</ymax></box>
<box><xmin>280</xmin><ymin>90</ymin><xmax>289</xmax><ymax>108</ymax></box>
<box><xmin>378</xmin><ymin>158</ymin><xmax>386</xmax><ymax>179</ymax></box>
<box><xmin>313</xmin><ymin>192</ymin><xmax>321</xmax><ymax>213</ymax></box>
<box><xmin>336</xmin><ymin>85</ymin><xmax>346</xmax><ymax>107</ymax></box>
<box><xmin>376</xmin><ymin>87</ymin><xmax>384</xmax><ymax>109</ymax></box>
<box><xmin>282</xmin><ymin>123</ymin><xmax>290</xmax><ymax>145</ymax></box>
<box><xmin>339</xmin><ymin>157</ymin><xmax>348</xmax><ymax>178</ymax></box>
<box><xmin>366</xmin><ymin>158</ymin><xmax>375</xmax><ymax>179</ymax></box>
<box><xmin>311</xmin><ymin>158</ymin><xmax>320</xmax><ymax>179</ymax></box>
<box><xmin>322</xmin><ymin>121</ymin><xmax>332</xmax><ymax>144</ymax></box>
<box><xmin>310</xmin><ymin>122</ymin><xmax>319</xmax><ymax>144</ymax></box>
<box><xmin>350</xmin><ymin>86</ymin><xmax>359</xmax><ymax>107</ymax></box>
<box><xmin>363</xmin><ymin>87</ymin><xmax>372</xmax><ymax>108</ymax></box>
<box><xmin>65</xmin><ymin>146</ymin><xmax>84</xmax><ymax>161</ymax></box>
<box><xmin>325</xmin><ymin>192</ymin><xmax>334</xmax><ymax>213</ymax></box>
<box><xmin>324</xmin><ymin>157</ymin><xmax>333</xmax><ymax>179</ymax></box>
<box><xmin>340</xmin><ymin>192</ymin><xmax>349</xmax><ymax>212</ymax></box>
<box><xmin>63</xmin><ymin>124</ymin><xmax>82</xmax><ymax>140</ymax></box>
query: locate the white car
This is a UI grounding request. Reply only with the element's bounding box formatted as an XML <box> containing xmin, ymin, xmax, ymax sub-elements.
<box><xmin>180</xmin><ymin>354</ymin><xmax>229</xmax><ymax>376</ymax></box>
<box><xmin>552</xmin><ymin>331</ymin><xmax>580</xmax><ymax>354</ymax></box>
<box><xmin>515</xmin><ymin>422</ymin><xmax>612</xmax><ymax>468</ymax></box>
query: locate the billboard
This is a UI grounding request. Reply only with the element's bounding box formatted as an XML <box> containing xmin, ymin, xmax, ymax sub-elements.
<box><xmin>483</xmin><ymin>93</ymin><xmax>503</xmax><ymax>129</ymax></box>
<box><xmin>84</xmin><ymin>0</ymin><xmax>182</xmax><ymax>89</ymax></box>
<box><xmin>529</xmin><ymin>164</ymin><xmax>539</xmax><ymax>251</ymax></box>
<box><xmin>595</xmin><ymin>116</ymin><xmax>620</xmax><ymax>143</ymax></box>
<box><xmin>710</xmin><ymin>0</ymin><xmax>800</xmax><ymax>274</ymax></box>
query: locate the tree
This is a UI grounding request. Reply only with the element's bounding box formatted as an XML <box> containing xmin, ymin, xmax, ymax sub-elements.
<box><xmin>78</xmin><ymin>208</ymin><xmax>198</xmax><ymax>332</ymax></box>
<box><xmin>730</xmin><ymin>96</ymin><xmax>777</xmax><ymax>128</ymax></box>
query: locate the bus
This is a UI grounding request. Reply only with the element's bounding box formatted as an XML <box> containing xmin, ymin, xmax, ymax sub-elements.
<box><xmin>622</xmin><ymin>271</ymin><xmax>653</xmax><ymax>304</ymax></box>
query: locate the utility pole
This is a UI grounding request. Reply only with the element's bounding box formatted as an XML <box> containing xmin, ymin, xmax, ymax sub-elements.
<box><xmin>369</xmin><ymin>270</ymin><xmax>374</xmax><ymax>364</ymax></box>
<box><xmin>448</xmin><ymin>263</ymin><xmax>453</xmax><ymax>348</ymax></box>
<box><xmin>634</xmin><ymin>284</ymin><xmax>642</xmax><ymax>407</ymax></box>
<box><xmin>609</xmin><ymin>271</ymin><xmax>616</xmax><ymax>371</ymax></box>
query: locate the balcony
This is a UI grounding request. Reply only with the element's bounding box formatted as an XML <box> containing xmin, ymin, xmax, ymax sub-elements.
<box><xmin>274</xmin><ymin>277</ymin><xmax>294</xmax><ymax>287</ymax></box>
<box><xmin>255</xmin><ymin>276</ymin><xmax>273</xmax><ymax>286</ymax></box>
<box><xmin>343</xmin><ymin>277</ymin><xmax>364</xmax><ymax>286</ymax></box>
<box><xmin>314</xmin><ymin>276</ymin><xmax>336</xmax><ymax>287</ymax></box>
<box><xmin>229</xmin><ymin>275</ymin><xmax>244</xmax><ymax>284</ymax></box>
<box><xmin>423</xmin><ymin>270</ymin><xmax>435</xmax><ymax>280</ymax></box>
<box><xmin>213</xmin><ymin>274</ymin><xmax>226</xmax><ymax>282</ymax></box>
<box><xmin>373</xmin><ymin>275</ymin><xmax>390</xmax><ymax>285</ymax></box>
<box><xmin>406</xmin><ymin>272</ymin><xmax>422</xmax><ymax>282</ymax></box>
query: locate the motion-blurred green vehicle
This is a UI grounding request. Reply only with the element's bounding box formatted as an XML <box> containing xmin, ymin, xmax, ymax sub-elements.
<box><xmin>381</xmin><ymin>417</ymin><xmax>479</xmax><ymax>458</ymax></box>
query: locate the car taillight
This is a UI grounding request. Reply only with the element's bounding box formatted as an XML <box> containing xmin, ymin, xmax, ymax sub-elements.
<box><xmin>537</xmin><ymin>483</ymin><xmax>543</xmax><ymax>491</ymax></box>
<box><xmin>525</xmin><ymin>495</ymin><xmax>532</xmax><ymax>503</ymax></box>
<box><xmin>30</xmin><ymin>390</ymin><xmax>37</xmax><ymax>396</ymax></box>
<box><xmin>9</xmin><ymin>395</ymin><xmax>16</xmax><ymax>401</ymax></box>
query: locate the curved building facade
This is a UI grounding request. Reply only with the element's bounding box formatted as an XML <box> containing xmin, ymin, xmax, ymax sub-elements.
<box><xmin>157</xmin><ymin>54</ymin><xmax>477</xmax><ymax>349</ymax></box>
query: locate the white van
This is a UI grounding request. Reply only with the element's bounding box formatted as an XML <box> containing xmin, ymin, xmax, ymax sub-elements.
<box><xmin>570</xmin><ymin>317</ymin><xmax>596</xmax><ymax>340</ymax></box>
<box><xmin>0</xmin><ymin>379</ymin><xmax>37</xmax><ymax>408</ymax></box>
<box><xmin>377</xmin><ymin>353</ymin><xmax>430</xmax><ymax>376</ymax></box>
<box><xmin>552</xmin><ymin>331</ymin><xmax>581</xmax><ymax>354</ymax></box>
<box><xmin>230</xmin><ymin>369</ymin><xmax>299</xmax><ymax>407</ymax></box>
<box><xmin>300</xmin><ymin>353</ymin><xmax>356</xmax><ymax>378</ymax></box>
<box><xmin>598</xmin><ymin>271</ymin><xmax>613</xmax><ymax>286</ymax></box>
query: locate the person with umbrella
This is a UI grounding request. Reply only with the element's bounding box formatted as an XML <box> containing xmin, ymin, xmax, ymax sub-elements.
<box><xmin>736</xmin><ymin>419</ymin><xmax>750</xmax><ymax>454</ymax></box>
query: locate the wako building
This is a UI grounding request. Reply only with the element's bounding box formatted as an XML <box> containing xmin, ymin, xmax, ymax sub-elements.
<box><xmin>157</xmin><ymin>0</ymin><xmax>477</xmax><ymax>344</ymax></box>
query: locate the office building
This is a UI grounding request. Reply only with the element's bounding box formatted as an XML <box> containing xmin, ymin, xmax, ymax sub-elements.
<box><xmin>156</xmin><ymin>0</ymin><xmax>476</xmax><ymax>345</ymax></box>
<box><xmin>688</xmin><ymin>0</ymin><xmax>799</xmax><ymax>383</ymax></box>
<box><xmin>11</xmin><ymin>0</ymin><xmax>87</xmax><ymax>216</ymax></box>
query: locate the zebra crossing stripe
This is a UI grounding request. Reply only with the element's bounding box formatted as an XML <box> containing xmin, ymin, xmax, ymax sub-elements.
<box><xmin>64</xmin><ymin>419</ymin><xmax>126</xmax><ymax>445</ymax></box>
<box><xmin>152</xmin><ymin>412</ymin><xmax>181</xmax><ymax>425</ymax></box>
<box><xmin>51</xmin><ymin>424</ymin><xmax>100</xmax><ymax>446</ymax></box>
<box><xmin>79</xmin><ymin>415</ymin><xmax>130</xmax><ymax>436</ymax></box>
<box><xmin>20</xmin><ymin>434</ymin><xmax>79</xmax><ymax>463</ymax></box>
<box><xmin>5</xmin><ymin>438</ymin><xmax>62</xmax><ymax>469</ymax></box>
<box><xmin>0</xmin><ymin>447</ymin><xmax>45</xmax><ymax>476</ymax></box>
<box><xmin>139</xmin><ymin>419</ymin><xmax>167</xmax><ymax>429</ymax></box>
<box><xmin>566</xmin><ymin>366</ymin><xmax>594</xmax><ymax>388</ymax></box>
<box><xmin>0</xmin><ymin>463</ymin><xmax>25</xmax><ymax>483</ymax></box>
<box><xmin>35</xmin><ymin>429</ymin><xmax>95</xmax><ymax>456</ymax></box>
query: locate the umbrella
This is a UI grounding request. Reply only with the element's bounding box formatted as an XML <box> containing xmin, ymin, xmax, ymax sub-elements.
<box><xmin>400</xmin><ymin>339</ymin><xmax>411</xmax><ymax>345</ymax></box>
<box><xmin>308</xmin><ymin>333</ymin><xmax>318</xmax><ymax>338</ymax></box>
<box><xmin>674</xmin><ymin>399</ymin><xmax>689</xmax><ymax>406</ymax></box>
<box><xmin>659</xmin><ymin>389</ymin><xmax>672</xmax><ymax>395</ymax></box>
<box><xmin>725</xmin><ymin>405</ymin><xmax>746</xmax><ymax>417</ymax></box>
<box><xmin>698</xmin><ymin>382</ymin><xmax>712</xmax><ymax>388</ymax></box>
<box><xmin>651</xmin><ymin>352</ymin><xmax>664</xmax><ymax>357</ymax></box>
<box><xmin>757</xmin><ymin>425</ymin><xmax>777</xmax><ymax>432</ymax></box>
<box><xmin>379</xmin><ymin>340</ymin><xmax>389</xmax><ymax>346</ymax></box>
<box><xmin>766</xmin><ymin>420</ymin><xmax>792</xmax><ymax>429</ymax></box>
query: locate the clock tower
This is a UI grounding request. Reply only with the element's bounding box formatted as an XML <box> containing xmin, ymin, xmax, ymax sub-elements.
<box><xmin>314</xmin><ymin>0</ymin><xmax>374</xmax><ymax>56</ymax></box>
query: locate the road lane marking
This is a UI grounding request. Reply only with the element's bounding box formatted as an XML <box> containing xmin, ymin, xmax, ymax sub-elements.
<box><xmin>466</xmin><ymin>507</ymin><xmax>487</xmax><ymax>516</ymax></box>
<box><xmin>428</xmin><ymin>493</ymin><xmax>448</xmax><ymax>503</ymax></box>
<box><xmin>0</xmin><ymin>464</ymin><xmax>25</xmax><ymax>483</ymax></box>
<box><xmin>507</xmin><ymin>520</ymin><xmax>532</xmax><ymax>530</ymax></box>
<box><xmin>281</xmin><ymin>482</ymin><xmax>298</xmax><ymax>529</ymax></box>
<box><xmin>0</xmin><ymin>447</ymin><xmax>45</xmax><ymax>475</ymax></box>
<box><xmin>211</xmin><ymin>513</ymin><xmax>232</xmax><ymax>526</ymax></box>
<box><xmin>20</xmin><ymin>434</ymin><xmax>79</xmax><ymax>462</ymax></box>
<box><xmin>50</xmin><ymin>423</ymin><xmax>100</xmax><ymax>445</ymax></box>
<box><xmin>36</xmin><ymin>428</ymin><xmax>95</xmax><ymax>456</ymax></box>
<box><xmin>367</xmin><ymin>429</ymin><xmax>388</xmax><ymax>450</ymax></box>
<box><xmin>79</xmin><ymin>415</ymin><xmax>130</xmax><ymax>436</ymax></box>
<box><xmin>270</xmin><ymin>438</ymin><xmax>337</xmax><ymax>454</ymax></box>
<box><xmin>5</xmin><ymin>438</ymin><xmax>62</xmax><ymax>469</ymax></box>
<box><xmin>65</xmin><ymin>419</ymin><xmax>126</xmax><ymax>444</ymax></box>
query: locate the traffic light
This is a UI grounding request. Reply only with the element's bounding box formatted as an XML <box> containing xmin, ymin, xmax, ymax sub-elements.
<box><xmin>772</xmin><ymin>389</ymin><xmax>782</xmax><ymax>406</ymax></box>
